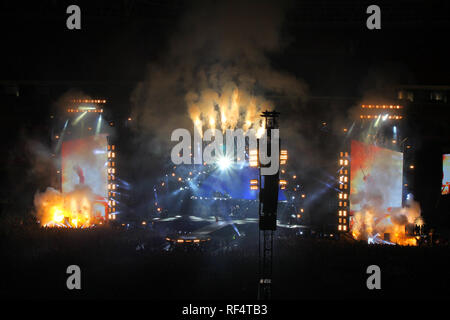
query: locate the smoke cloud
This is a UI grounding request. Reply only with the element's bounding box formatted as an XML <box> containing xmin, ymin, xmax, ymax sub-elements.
<box><xmin>130</xmin><ymin>0</ymin><xmax>307</xmax><ymax>157</ymax></box>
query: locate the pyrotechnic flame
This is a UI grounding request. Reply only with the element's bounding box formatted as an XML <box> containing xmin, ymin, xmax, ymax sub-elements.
<box><xmin>349</xmin><ymin>142</ymin><xmax>423</xmax><ymax>246</ymax></box>
<box><xmin>351</xmin><ymin>203</ymin><xmax>422</xmax><ymax>246</ymax></box>
<box><xmin>209</xmin><ymin>117</ymin><xmax>215</xmax><ymax>129</ymax></box>
<box><xmin>52</xmin><ymin>207</ymin><xmax>65</xmax><ymax>223</ymax></box>
<box><xmin>186</xmin><ymin>83</ymin><xmax>273</xmax><ymax>135</ymax></box>
<box><xmin>256</xmin><ymin>120</ymin><xmax>266</xmax><ymax>138</ymax></box>
<box><xmin>34</xmin><ymin>186</ymin><xmax>97</xmax><ymax>228</ymax></box>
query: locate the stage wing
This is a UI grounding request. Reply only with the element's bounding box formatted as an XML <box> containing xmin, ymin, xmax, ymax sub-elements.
<box><xmin>350</xmin><ymin>140</ymin><xmax>403</xmax><ymax>214</ymax></box>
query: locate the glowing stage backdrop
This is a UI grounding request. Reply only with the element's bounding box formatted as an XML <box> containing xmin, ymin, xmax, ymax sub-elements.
<box><xmin>197</xmin><ymin>165</ymin><xmax>287</xmax><ymax>201</ymax></box>
<box><xmin>62</xmin><ymin>134</ymin><xmax>109</xmax><ymax>215</ymax></box>
<box><xmin>443</xmin><ymin>154</ymin><xmax>450</xmax><ymax>195</ymax></box>
<box><xmin>350</xmin><ymin>140</ymin><xmax>403</xmax><ymax>216</ymax></box>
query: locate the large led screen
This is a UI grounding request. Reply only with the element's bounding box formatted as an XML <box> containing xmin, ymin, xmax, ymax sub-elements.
<box><xmin>443</xmin><ymin>154</ymin><xmax>450</xmax><ymax>195</ymax></box>
<box><xmin>62</xmin><ymin>134</ymin><xmax>108</xmax><ymax>202</ymax></box>
<box><xmin>350</xmin><ymin>140</ymin><xmax>403</xmax><ymax>215</ymax></box>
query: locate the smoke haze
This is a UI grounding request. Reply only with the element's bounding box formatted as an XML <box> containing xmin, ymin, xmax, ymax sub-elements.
<box><xmin>130</xmin><ymin>0</ymin><xmax>307</xmax><ymax>158</ymax></box>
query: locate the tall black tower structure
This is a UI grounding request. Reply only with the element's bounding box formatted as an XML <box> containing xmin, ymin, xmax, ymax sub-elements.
<box><xmin>257</xmin><ymin>110</ymin><xmax>281</xmax><ymax>300</ymax></box>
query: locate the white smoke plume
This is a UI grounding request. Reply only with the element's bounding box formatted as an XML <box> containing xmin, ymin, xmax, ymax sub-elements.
<box><xmin>130</xmin><ymin>0</ymin><xmax>307</xmax><ymax>155</ymax></box>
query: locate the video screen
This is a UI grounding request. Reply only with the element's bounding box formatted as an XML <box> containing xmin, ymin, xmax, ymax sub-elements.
<box><xmin>443</xmin><ymin>154</ymin><xmax>450</xmax><ymax>195</ymax></box>
<box><xmin>350</xmin><ymin>140</ymin><xmax>403</xmax><ymax>215</ymax></box>
<box><xmin>62</xmin><ymin>134</ymin><xmax>108</xmax><ymax>204</ymax></box>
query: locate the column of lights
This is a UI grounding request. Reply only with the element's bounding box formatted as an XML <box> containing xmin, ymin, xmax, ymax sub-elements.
<box><xmin>107</xmin><ymin>144</ymin><xmax>117</xmax><ymax>220</ymax></box>
<box><xmin>249</xmin><ymin>148</ymin><xmax>259</xmax><ymax>190</ymax></box>
<box><xmin>248</xmin><ymin>149</ymin><xmax>288</xmax><ymax>190</ymax></box>
<box><xmin>279</xmin><ymin>150</ymin><xmax>288</xmax><ymax>190</ymax></box>
<box><xmin>249</xmin><ymin>149</ymin><xmax>258</xmax><ymax>167</ymax></box>
<box><xmin>338</xmin><ymin>151</ymin><xmax>350</xmax><ymax>232</ymax></box>
<box><xmin>280</xmin><ymin>150</ymin><xmax>287</xmax><ymax>165</ymax></box>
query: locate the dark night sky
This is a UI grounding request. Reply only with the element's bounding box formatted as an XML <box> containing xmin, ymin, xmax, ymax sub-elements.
<box><xmin>2</xmin><ymin>1</ymin><xmax>450</xmax><ymax>92</ymax></box>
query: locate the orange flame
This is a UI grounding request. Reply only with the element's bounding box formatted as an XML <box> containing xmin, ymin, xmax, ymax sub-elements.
<box><xmin>34</xmin><ymin>187</ymin><xmax>98</xmax><ymax>228</ymax></box>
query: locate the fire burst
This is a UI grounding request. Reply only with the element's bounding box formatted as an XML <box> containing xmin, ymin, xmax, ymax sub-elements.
<box><xmin>41</xmin><ymin>198</ymin><xmax>91</xmax><ymax>228</ymax></box>
<box><xmin>187</xmin><ymin>87</ymin><xmax>271</xmax><ymax>137</ymax></box>
<box><xmin>34</xmin><ymin>186</ymin><xmax>101</xmax><ymax>228</ymax></box>
<box><xmin>351</xmin><ymin>206</ymin><xmax>423</xmax><ymax>246</ymax></box>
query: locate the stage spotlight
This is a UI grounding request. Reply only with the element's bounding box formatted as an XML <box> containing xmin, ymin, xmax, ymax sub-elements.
<box><xmin>54</xmin><ymin>120</ymin><xmax>69</xmax><ymax>153</ymax></box>
<box><xmin>96</xmin><ymin>114</ymin><xmax>102</xmax><ymax>135</ymax></box>
<box><xmin>217</xmin><ymin>156</ymin><xmax>232</xmax><ymax>171</ymax></box>
<box><xmin>72</xmin><ymin>111</ymin><xmax>87</xmax><ymax>125</ymax></box>
<box><xmin>374</xmin><ymin>115</ymin><xmax>381</xmax><ymax>127</ymax></box>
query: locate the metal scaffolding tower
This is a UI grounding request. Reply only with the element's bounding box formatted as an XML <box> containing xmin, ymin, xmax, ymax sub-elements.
<box><xmin>257</xmin><ymin>111</ymin><xmax>280</xmax><ymax>300</ymax></box>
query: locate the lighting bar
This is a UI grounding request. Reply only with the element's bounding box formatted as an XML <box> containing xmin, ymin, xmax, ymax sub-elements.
<box><xmin>280</xmin><ymin>150</ymin><xmax>288</xmax><ymax>165</ymax></box>
<box><xmin>249</xmin><ymin>149</ymin><xmax>258</xmax><ymax>167</ymax></box>
<box><xmin>250</xmin><ymin>178</ymin><xmax>259</xmax><ymax>190</ymax></box>
<box><xmin>360</xmin><ymin>115</ymin><xmax>403</xmax><ymax>120</ymax></box>
<box><xmin>361</xmin><ymin>104</ymin><xmax>402</xmax><ymax>109</ymax></box>
<box><xmin>71</xmin><ymin>99</ymin><xmax>107</xmax><ymax>104</ymax></box>
<box><xmin>67</xmin><ymin>108</ymin><xmax>103</xmax><ymax>113</ymax></box>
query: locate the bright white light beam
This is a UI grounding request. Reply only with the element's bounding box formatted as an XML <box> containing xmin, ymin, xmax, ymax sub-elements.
<box><xmin>217</xmin><ymin>156</ymin><xmax>232</xmax><ymax>171</ymax></box>
<box><xmin>95</xmin><ymin>114</ymin><xmax>102</xmax><ymax>135</ymax></box>
<box><xmin>73</xmin><ymin>111</ymin><xmax>87</xmax><ymax>125</ymax></box>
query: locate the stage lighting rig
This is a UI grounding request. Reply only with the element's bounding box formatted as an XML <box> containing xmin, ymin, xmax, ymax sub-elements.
<box><xmin>254</xmin><ymin>110</ymin><xmax>283</xmax><ymax>300</ymax></box>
